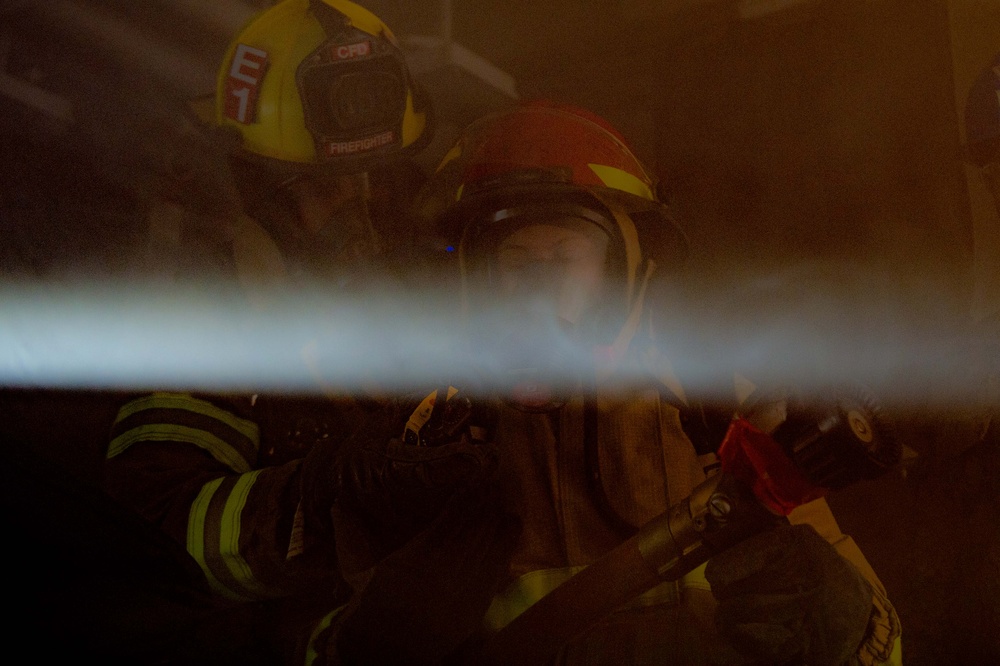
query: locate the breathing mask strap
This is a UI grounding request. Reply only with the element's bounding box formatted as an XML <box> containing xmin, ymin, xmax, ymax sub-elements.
<box><xmin>595</xmin><ymin>256</ymin><xmax>656</xmax><ymax>382</ymax></box>
<box><xmin>583</xmin><ymin>389</ymin><xmax>640</xmax><ymax>538</ymax></box>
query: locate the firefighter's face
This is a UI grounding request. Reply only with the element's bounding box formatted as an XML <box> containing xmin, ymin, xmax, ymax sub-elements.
<box><xmin>279</xmin><ymin>171</ymin><xmax>378</xmax><ymax>262</ymax></box>
<box><xmin>283</xmin><ymin>172</ymin><xmax>359</xmax><ymax>233</ymax></box>
<box><xmin>495</xmin><ymin>217</ymin><xmax>609</xmax><ymax>326</ymax></box>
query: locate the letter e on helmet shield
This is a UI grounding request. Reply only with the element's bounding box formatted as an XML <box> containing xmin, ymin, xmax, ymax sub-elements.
<box><xmin>224</xmin><ymin>44</ymin><xmax>269</xmax><ymax>124</ymax></box>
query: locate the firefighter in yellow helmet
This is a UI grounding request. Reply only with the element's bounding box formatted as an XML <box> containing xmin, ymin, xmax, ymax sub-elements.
<box><xmin>99</xmin><ymin>2</ymin><xmax>462</xmax><ymax>663</ymax></box>
<box><xmin>292</xmin><ymin>101</ymin><xmax>903</xmax><ymax>664</ymax></box>
<box><xmin>144</xmin><ymin>0</ymin><xmax>433</xmax><ymax>301</ymax></box>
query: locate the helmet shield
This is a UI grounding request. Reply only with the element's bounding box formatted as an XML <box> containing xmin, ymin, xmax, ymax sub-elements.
<box><xmin>296</xmin><ymin>28</ymin><xmax>409</xmax><ymax>162</ymax></box>
<box><xmin>465</xmin><ymin>219</ymin><xmax>613</xmax><ymax>411</ymax></box>
<box><xmin>232</xmin><ymin>162</ymin><xmax>382</xmax><ymax>287</ymax></box>
<box><xmin>213</xmin><ymin>0</ymin><xmax>430</xmax><ymax>169</ymax></box>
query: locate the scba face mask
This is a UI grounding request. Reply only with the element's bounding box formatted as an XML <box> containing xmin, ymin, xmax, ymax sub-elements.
<box><xmin>468</xmin><ymin>219</ymin><xmax>613</xmax><ymax>412</ymax></box>
<box><xmin>424</xmin><ymin>102</ymin><xmax>690</xmax><ymax>407</ymax></box>
<box><xmin>469</xmin><ymin>296</ymin><xmax>590</xmax><ymax>413</ymax></box>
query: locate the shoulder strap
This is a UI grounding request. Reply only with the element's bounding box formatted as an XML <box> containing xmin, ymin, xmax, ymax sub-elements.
<box><xmin>639</xmin><ymin>340</ymin><xmax>735</xmax><ymax>457</ymax></box>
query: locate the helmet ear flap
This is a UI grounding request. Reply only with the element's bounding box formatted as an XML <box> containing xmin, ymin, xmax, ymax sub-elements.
<box><xmin>630</xmin><ymin>208</ymin><xmax>689</xmax><ymax>272</ymax></box>
<box><xmin>654</xmin><ymin>177</ymin><xmax>674</xmax><ymax>210</ymax></box>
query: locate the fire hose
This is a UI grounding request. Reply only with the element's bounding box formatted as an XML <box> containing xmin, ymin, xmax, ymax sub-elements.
<box><xmin>472</xmin><ymin>388</ymin><xmax>901</xmax><ymax>665</ymax></box>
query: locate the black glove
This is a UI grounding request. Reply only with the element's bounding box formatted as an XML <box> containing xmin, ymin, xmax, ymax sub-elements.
<box><xmin>331</xmin><ymin>479</ymin><xmax>520</xmax><ymax>666</ymax></box>
<box><xmin>704</xmin><ymin>523</ymin><xmax>874</xmax><ymax>666</ymax></box>
<box><xmin>300</xmin><ymin>399</ymin><xmax>499</xmax><ymax>564</ymax></box>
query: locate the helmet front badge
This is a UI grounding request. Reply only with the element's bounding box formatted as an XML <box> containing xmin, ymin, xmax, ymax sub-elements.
<box><xmin>223</xmin><ymin>44</ymin><xmax>269</xmax><ymax>125</ymax></box>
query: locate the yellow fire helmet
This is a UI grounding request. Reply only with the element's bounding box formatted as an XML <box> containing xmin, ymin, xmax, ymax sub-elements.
<box><xmin>212</xmin><ymin>0</ymin><xmax>432</xmax><ymax>173</ymax></box>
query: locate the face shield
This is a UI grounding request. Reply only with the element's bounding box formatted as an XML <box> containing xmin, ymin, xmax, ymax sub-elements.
<box><xmin>461</xmin><ymin>203</ymin><xmax>623</xmax><ymax>411</ymax></box>
<box><xmin>236</xmin><ymin>165</ymin><xmax>380</xmax><ymax>288</ymax></box>
<box><xmin>295</xmin><ymin>15</ymin><xmax>411</xmax><ymax>167</ymax></box>
<box><xmin>419</xmin><ymin>102</ymin><xmax>689</xmax><ymax>407</ymax></box>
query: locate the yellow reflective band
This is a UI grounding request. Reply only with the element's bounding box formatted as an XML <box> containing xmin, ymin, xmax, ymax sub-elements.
<box><xmin>885</xmin><ymin>635</ymin><xmax>903</xmax><ymax>666</ymax></box>
<box><xmin>614</xmin><ymin>208</ymin><xmax>642</xmax><ymax>301</ymax></box>
<box><xmin>679</xmin><ymin>562</ymin><xmax>710</xmax><ymax>592</ymax></box>
<box><xmin>588</xmin><ymin>163</ymin><xmax>654</xmax><ymax>201</ymax></box>
<box><xmin>114</xmin><ymin>392</ymin><xmax>260</xmax><ymax>444</ymax></box>
<box><xmin>188</xmin><ymin>477</ymin><xmax>253</xmax><ymax>602</ymax></box>
<box><xmin>401</xmin><ymin>91</ymin><xmax>427</xmax><ymax>148</ymax></box>
<box><xmin>305</xmin><ymin>606</ymin><xmax>347</xmax><ymax>666</ymax></box>
<box><xmin>108</xmin><ymin>424</ymin><xmax>253</xmax><ymax>474</ymax></box>
<box><xmin>436</xmin><ymin>141</ymin><xmax>463</xmax><ymax>174</ymax></box>
<box><xmin>217</xmin><ymin>469</ymin><xmax>273</xmax><ymax>599</ymax></box>
<box><xmin>484</xmin><ymin>566</ymin><xmax>679</xmax><ymax>632</ymax></box>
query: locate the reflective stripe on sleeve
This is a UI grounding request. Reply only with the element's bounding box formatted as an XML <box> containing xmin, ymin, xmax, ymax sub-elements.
<box><xmin>305</xmin><ymin>606</ymin><xmax>347</xmax><ymax>666</ymax></box>
<box><xmin>188</xmin><ymin>477</ymin><xmax>251</xmax><ymax>602</ymax></box>
<box><xmin>108</xmin><ymin>392</ymin><xmax>259</xmax><ymax>473</ymax></box>
<box><xmin>115</xmin><ymin>393</ymin><xmax>259</xmax><ymax>441</ymax></box>
<box><xmin>109</xmin><ymin>424</ymin><xmax>253</xmax><ymax>473</ymax></box>
<box><xmin>187</xmin><ymin>470</ymin><xmax>275</xmax><ymax>601</ymax></box>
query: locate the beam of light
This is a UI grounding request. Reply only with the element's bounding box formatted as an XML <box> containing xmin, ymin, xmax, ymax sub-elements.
<box><xmin>33</xmin><ymin>0</ymin><xmax>218</xmax><ymax>96</ymax></box>
<box><xmin>0</xmin><ymin>277</ymin><xmax>991</xmax><ymax>411</ymax></box>
<box><xmin>0</xmin><ymin>282</ymin><xmax>461</xmax><ymax>395</ymax></box>
<box><xmin>164</xmin><ymin>0</ymin><xmax>259</xmax><ymax>38</ymax></box>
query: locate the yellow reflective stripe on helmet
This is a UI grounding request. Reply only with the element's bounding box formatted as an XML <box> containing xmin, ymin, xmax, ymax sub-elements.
<box><xmin>108</xmin><ymin>425</ymin><xmax>253</xmax><ymax>474</ymax></box>
<box><xmin>436</xmin><ymin>140</ymin><xmax>464</xmax><ymax>174</ymax></box>
<box><xmin>484</xmin><ymin>566</ymin><xmax>679</xmax><ymax>632</ymax></box>
<box><xmin>114</xmin><ymin>392</ymin><xmax>260</xmax><ymax>442</ymax></box>
<box><xmin>401</xmin><ymin>90</ymin><xmax>428</xmax><ymax>149</ymax></box>
<box><xmin>588</xmin><ymin>163</ymin><xmax>654</xmax><ymax>201</ymax></box>
<box><xmin>188</xmin><ymin>477</ymin><xmax>253</xmax><ymax>602</ymax></box>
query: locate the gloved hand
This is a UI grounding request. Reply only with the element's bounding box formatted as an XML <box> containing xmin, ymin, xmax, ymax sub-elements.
<box><xmin>704</xmin><ymin>523</ymin><xmax>874</xmax><ymax>666</ymax></box>
<box><xmin>146</xmin><ymin>115</ymin><xmax>245</xmax><ymax>219</ymax></box>
<box><xmin>331</xmin><ymin>479</ymin><xmax>520</xmax><ymax>666</ymax></box>
<box><xmin>299</xmin><ymin>398</ymin><xmax>500</xmax><ymax>564</ymax></box>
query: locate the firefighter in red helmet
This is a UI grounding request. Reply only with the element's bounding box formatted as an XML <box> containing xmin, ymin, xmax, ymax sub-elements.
<box><xmin>298</xmin><ymin>101</ymin><xmax>903</xmax><ymax>664</ymax></box>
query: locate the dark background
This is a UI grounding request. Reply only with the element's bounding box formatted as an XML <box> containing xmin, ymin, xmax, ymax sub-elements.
<box><xmin>1</xmin><ymin>1</ymin><xmax>999</xmax><ymax>662</ymax></box>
